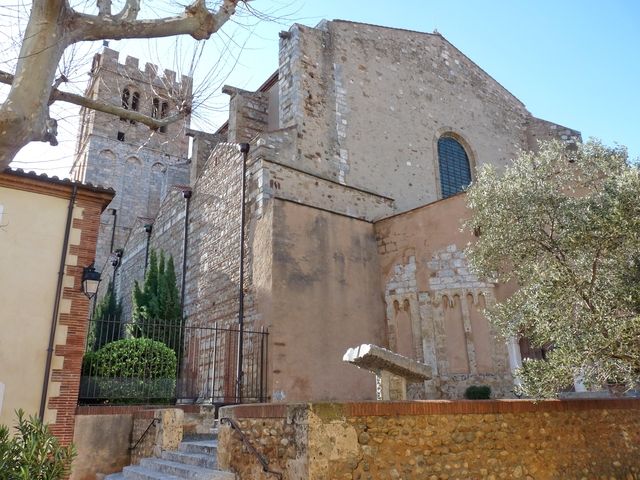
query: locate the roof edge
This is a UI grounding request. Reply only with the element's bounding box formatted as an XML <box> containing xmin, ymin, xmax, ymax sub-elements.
<box><xmin>2</xmin><ymin>167</ymin><xmax>115</xmax><ymax>196</ymax></box>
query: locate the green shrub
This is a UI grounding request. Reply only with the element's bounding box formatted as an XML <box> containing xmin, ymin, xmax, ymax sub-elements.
<box><xmin>464</xmin><ymin>385</ymin><xmax>491</xmax><ymax>400</ymax></box>
<box><xmin>0</xmin><ymin>410</ymin><xmax>76</xmax><ymax>479</ymax></box>
<box><xmin>91</xmin><ymin>337</ymin><xmax>177</xmax><ymax>402</ymax></box>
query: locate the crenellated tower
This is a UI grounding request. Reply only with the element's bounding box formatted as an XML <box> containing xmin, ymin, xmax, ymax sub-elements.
<box><xmin>71</xmin><ymin>47</ymin><xmax>191</xmax><ymax>272</ymax></box>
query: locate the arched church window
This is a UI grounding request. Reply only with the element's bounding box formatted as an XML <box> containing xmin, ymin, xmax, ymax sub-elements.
<box><xmin>131</xmin><ymin>92</ymin><xmax>140</xmax><ymax>112</ymax></box>
<box><xmin>121</xmin><ymin>88</ymin><xmax>130</xmax><ymax>109</ymax></box>
<box><xmin>130</xmin><ymin>92</ymin><xmax>140</xmax><ymax>124</ymax></box>
<box><xmin>151</xmin><ymin>98</ymin><xmax>160</xmax><ymax>118</ymax></box>
<box><xmin>438</xmin><ymin>136</ymin><xmax>472</xmax><ymax>198</ymax></box>
<box><xmin>120</xmin><ymin>88</ymin><xmax>130</xmax><ymax>122</ymax></box>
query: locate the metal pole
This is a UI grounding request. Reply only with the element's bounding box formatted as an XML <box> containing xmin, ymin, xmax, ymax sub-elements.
<box><xmin>180</xmin><ymin>190</ymin><xmax>192</xmax><ymax>314</ymax></box>
<box><xmin>235</xmin><ymin>143</ymin><xmax>250</xmax><ymax>403</ymax></box>
<box><xmin>143</xmin><ymin>223</ymin><xmax>153</xmax><ymax>274</ymax></box>
<box><xmin>109</xmin><ymin>208</ymin><xmax>117</xmax><ymax>254</ymax></box>
<box><xmin>259</xmin><ymin>326</ymin><xmax>266</xmax><ymax>402</ymax></box>
<box><xmin>211</xmin><ymin>327</ymin><xmax>219</xmax><ymax>402</ymax></box>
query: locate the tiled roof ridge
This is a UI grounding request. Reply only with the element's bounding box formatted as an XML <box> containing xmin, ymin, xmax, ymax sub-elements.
<box><xmin>3</xmin><ymin>167</ymin><xmax>115</xmax><ymax>194</ymax></box>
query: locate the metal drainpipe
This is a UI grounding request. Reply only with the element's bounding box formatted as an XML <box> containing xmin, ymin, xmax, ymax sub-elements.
<box><xmin>236</xmin><ymin>143</ymin><xmax>250</xmax><ymax>403</ymax></box>
<box><xmin>39</xmin><ymin>184</ymin><xmax>77</xmax><ymax>420</ymax></box>
<box><xmin>180</xmin><ymin>190</ymin><xmax>192</xmax><ymax>314</ymax></box>
<box><xmin>143</xmin><ymin>223</ymin><xmax>153</xmax><ymax>274</ymax></box>
<box><xmin>111</xmin><ymin>248</ymin><xmax>123</xmax><ymax>281</ymax></box>
<box><xmin>109</xmin><ymin>208</ymin><xmax>117</xmax><ymax>254</ymax></box>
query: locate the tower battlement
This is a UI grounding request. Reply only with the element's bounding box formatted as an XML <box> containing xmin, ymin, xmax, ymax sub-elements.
<box><xmin>95</xmin><ymin>47</ymin><xmax>192</xmax><ymax>95</ymax></box>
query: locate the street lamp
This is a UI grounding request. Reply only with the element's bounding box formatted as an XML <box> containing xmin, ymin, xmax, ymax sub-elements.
<box><xmin>81</xmin><ymin>263</ymin><xmax>101</xmax><ymax>299</ymax></box>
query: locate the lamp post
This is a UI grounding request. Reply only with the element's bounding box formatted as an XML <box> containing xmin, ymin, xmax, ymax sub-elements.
<box><xmin>81</xmin><ymin>263</ymin><xmax>101</xmax><ymax>299</ymax></box>
<box><xmin>236</xmin><ymin>142</ymin><xmax>250</xmax><ymax>403</ymax></box>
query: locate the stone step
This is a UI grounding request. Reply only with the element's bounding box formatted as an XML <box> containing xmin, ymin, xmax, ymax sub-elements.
<box><xmin>182</xmin><ymin>433</ymin><xmax>216</xmax><ymax>442</ymax></box>
<box><xmin>178</xmin><ymin>440</ymin><xmax>218</xmax><ymax>456</ymax></box>
<box><xmin>104</xmin><ymin>473</ymin><xmax>126</xmax><ymax>480</ymax></box>
<box><xmin>139</xmin><ymin>458</ymin><xmax>233</xmax><ymax>480</ymax></box>
<box><xmin>121</xmin><ymin>465</ymin><xmax>183</xmax><ymax>480</ymax></box>
<box><xmin>161</xmin><ymin>450</ymin><xmax>218</xmax><ymax>469</ymax></box>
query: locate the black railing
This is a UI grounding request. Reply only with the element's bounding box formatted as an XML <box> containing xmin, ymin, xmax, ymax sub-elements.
<box><xmin>79</xmin><ymin>317</ymin><xmax>268</xmax><ymax>405</ymax></box>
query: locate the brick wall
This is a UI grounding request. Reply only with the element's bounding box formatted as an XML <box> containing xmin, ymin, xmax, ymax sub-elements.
<box><xmin>46</xmin><ymin>194</ymin><xmax>106</xmax><ymax>445</ymax></box>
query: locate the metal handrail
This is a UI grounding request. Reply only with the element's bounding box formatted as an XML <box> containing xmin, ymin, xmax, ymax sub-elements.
<box><xmin>219</xmin><ymin>417</ymin><xmax>283</xmax><ymax>479</ymax></box>
<box><xmin>129</xmin><ymin>418</ymin><xmax>158</xmax><ymax>451</ymax></box>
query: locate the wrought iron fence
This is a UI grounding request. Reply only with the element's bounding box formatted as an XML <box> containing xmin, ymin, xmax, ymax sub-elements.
<box><xmin>79</xmin><ymin>316</ymin><xmax>268</xmax><ymax>405</ymax></box>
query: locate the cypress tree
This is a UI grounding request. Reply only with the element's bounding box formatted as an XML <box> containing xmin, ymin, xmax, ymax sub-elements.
<box><xmin>132</xmin><ymin>250</ymin><xmax>182</xmax><ymax>356</ymax></box>
<box><xmin>92</xmin><ymin>281</ymin><xmax>122</xmax><ymax>350</ymax></box>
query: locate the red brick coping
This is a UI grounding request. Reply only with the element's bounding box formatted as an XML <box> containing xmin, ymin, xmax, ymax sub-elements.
<box><xmin>76</xmin><ymin>404</ymin><xmax>204</xmax><ymax>416</ymax></box>
<box><xmin>222</xmin><ymin>398</ymin><xmax>640</xmax><ymax>419</ymax></box>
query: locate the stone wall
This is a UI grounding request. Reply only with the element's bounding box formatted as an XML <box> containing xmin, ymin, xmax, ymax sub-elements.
<box><xmin>274</xmin><ymin>21</ymin><xmax>578</xmax><ymax>215</ymax></box>
<box><xmin>71</xmin><ymin>412</ymin><xmax>133</xmax><ymax>480</ymax></box>
<box><xmin>266</xmin><ymin>199</ymin><xmax>387</xmax><ymax>402</ymax></box>
<box><xmin>374</xmin><ymin>193</ymin><xmax>515</xmax><ymax>399</ymax></box>
<box><xmin>526</xmin><ymin>117</ymin><xmax>581</xmax><ymax>151</ymax></box>
<box><xmin>182</xmin><ymin>143</ymin><xmax>257</xmax><ymax>329</ymax></box>
<box><xmin>115</xmin><ymin>188</ymin><xmax>188</xmax><ymax>322</ymax></box>
<box><xmin>217</xmin><ymin>405</ymin><xmax>308</xmax><ymax>479</ymax></box>
<box><xmin>71</xmin><ymin>405</ymin><xmax>208</xmax><ymax>480</ymax></box>
<box><xmin>219</xmin><ymin>399</ymin><xmax>640</xmax><ymax>480</ymax></box>
<box><xmin>249</xmin><ymin>142</ymin><xmax>396</xmax><ymax>222</ymax></box>
<box><xmin>188</xmin><ymin>130</ymin><xmax>226</xmax><ymax>186</ymax></box>
<box><xmin>223</xmin><ymin>86</ymin><xmax>270</xmax><ymax>143</ymax></box>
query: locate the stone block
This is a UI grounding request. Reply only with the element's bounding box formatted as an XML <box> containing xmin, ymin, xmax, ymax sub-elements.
<box><xmin>343</xmin><ymin>344</ymin><xmax>432</xmax><ymax>382</ymax></box>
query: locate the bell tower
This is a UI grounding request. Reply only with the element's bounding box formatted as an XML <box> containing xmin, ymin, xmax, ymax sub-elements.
<box><xmin>71</xmin><ymin>48</ymin><xmax>191</xmax><ymax>271</ymax></box>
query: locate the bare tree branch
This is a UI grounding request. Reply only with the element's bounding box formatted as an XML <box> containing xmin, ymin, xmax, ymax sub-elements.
<box><xmin>113</xmin><ymin>0</ymin><xmax>141</xmax><ymax>22</ymax></box>
<box><xmin>51</xmin><ymin>89</ymin><xmax>188</xmax><ymax>130</ymax></box>
<box><xmin>0</xmin><ymin>71</ymin><xmax>12</xmax><ymax>85</ymax></box>
<box><xmin>97</xmin><ymin>0</ymin><xmax>112</xmax><ymax>17</ymax></box>
<box><xmin>70</xmin><ymin>0</ymin><xmax>240</xmax><ymax>43</ymax></box>
<box><xmin>0</xmin><ymin>69</ymin><xmax>187</xmax><ymax>131</ymax></box>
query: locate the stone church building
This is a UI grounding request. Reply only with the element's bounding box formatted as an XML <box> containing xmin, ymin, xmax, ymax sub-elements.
<box><xmin>72</xmin><ymin>20</ymin><xmax>580</xmax><ymax>403</ymax></box>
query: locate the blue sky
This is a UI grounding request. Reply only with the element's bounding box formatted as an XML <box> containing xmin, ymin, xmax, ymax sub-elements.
<box><xmin>9</xmin><ymin>0</ymin><xmax>640</xmax><ymax>173</ymax></box>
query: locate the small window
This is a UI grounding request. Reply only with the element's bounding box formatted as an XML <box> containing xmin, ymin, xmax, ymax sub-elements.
<box><xmin>438</xmin><ymin>136</ymin><xmax>471</xmax><ymax>198</ymax></box>
<box><xmin>117</xmin><ymin>131</ymin><xmax>125</xmax><ymax>141</ymax></box>
<box><xmin>159</xmin><ymin>101</ymin><xmax>169</xmax><ymax>133</ymax></box>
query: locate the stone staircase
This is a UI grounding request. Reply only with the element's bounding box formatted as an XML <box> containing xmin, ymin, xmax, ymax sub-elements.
<box><xmin>105</xmin><ymin>433</ymin><xmax>234</xmax><ymax>480</ymax></box>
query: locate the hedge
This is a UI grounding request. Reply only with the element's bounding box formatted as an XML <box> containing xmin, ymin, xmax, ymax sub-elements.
<box><xmin>82</xmin><ymin>337</ymin><xmax>177</xmax><ymax>403</ymax></box>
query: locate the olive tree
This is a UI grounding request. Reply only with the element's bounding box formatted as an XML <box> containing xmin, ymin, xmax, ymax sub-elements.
<box><xmin>465</xmin><ymin>140</ymin><xmax>640</xmax><ymax>397</ymax></box>
<box><xmin>0</xmin><ymin>0</ymin><xmax>246</xmax><ymax>166</ymax></box>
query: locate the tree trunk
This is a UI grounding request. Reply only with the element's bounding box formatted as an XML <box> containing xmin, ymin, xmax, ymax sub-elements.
<box><xmin>0</xmin><ymin>0</ymin><xmax>241</xmax><ymax>167</ymax></box>
<box><xmin>0</xmin><ymin>0</ymin><xmax>70</xmax><ymax>163</ymax></box>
